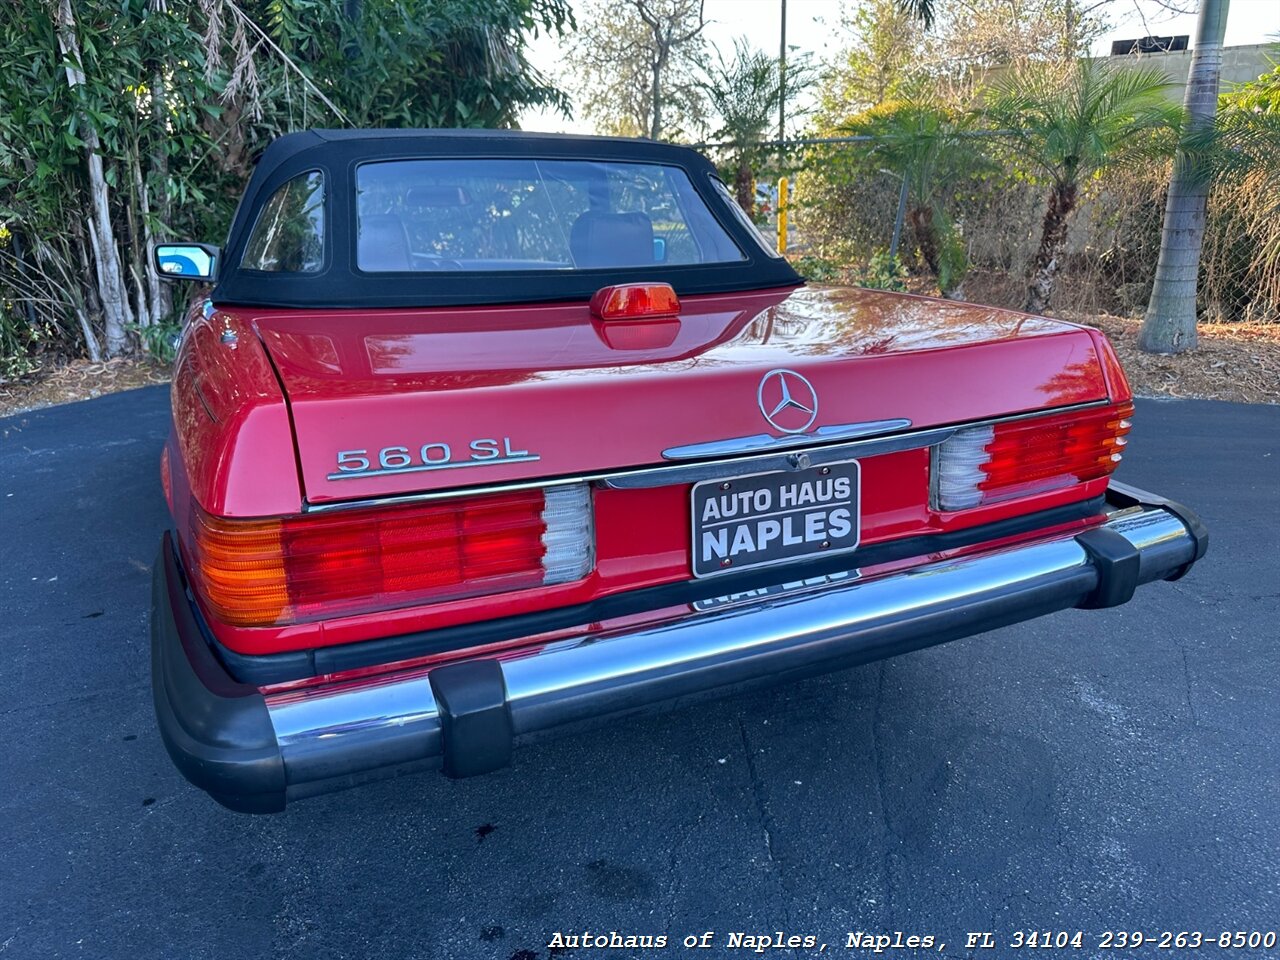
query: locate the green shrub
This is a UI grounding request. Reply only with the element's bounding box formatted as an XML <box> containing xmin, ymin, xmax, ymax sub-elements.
<box><xmin>790</xmin><ymin>255</ymin><xmax>846</xmax><ymax>283</ymax></box>
<box><xmin>134</xmin><ymin>321</ymin><xmax>184</xmax><ymax>365</ymax></box>
<box><xmin>856</xmin><ymin>250</ymin><xmax>909</xmax><ymax>291</ymax></box>
<box><xmin>0</xmin><ymin>305</ymin><xmax>41</xmax><ymax>381</ymax></box>
<box><xmin>936</xmin><ymin>213</ymin><xmax>969</xmax><ymax>297</ymax></box>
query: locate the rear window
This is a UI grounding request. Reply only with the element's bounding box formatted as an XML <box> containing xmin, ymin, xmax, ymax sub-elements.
<box><xmin>354</xmin><ymin>159</ymin><xmax>745</xmax><ymax>273</ymax></box>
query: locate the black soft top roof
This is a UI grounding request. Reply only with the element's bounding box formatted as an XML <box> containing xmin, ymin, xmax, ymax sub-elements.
<box><xmin>210</xmin><ymin>129</ymin><xmax>801</xmax><ymax>310</ymax></box>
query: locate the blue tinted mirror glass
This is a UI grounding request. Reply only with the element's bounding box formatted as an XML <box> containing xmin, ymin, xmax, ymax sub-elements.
<box><xmin>156</xmin><ymin>244</ymin><xmax>216</xmax><ymax>280</ymax></box>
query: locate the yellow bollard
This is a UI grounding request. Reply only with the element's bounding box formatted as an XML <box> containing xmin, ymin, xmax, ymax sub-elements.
<box><xmin>777</xmin><ymin>177</ymin><xmax>789</xmax><ymax>255</ymax></box>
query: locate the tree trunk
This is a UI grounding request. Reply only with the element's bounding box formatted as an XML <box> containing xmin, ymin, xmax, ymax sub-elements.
<box><xmin>734</xmin><ymin>156</ymin><xmax>754</xmax><ymax>215</ymax></box>
<box><xmin>202</xmin><ymin>99</ymin><xmax>252</xmax><ymax>181</ymax></box>
<box><xmin>649</xmin><ymin>56</ymin><xmax>663</xmax><ymax>139</ymax></box>
<box><xmin>1024</xmin><ymin>181</ymin><xmax>1079</xmax><ymax>314</ymax></box>
<box><xmin>54</xmin><ymin>0</ymin><xmax>132</xmax><ymax>356</ymax></box>
<box><xmin>71</xmin><ymin>221</ymin><xmax>103</xmax><ymax>331</ymax></box>
<box><xmin>907</xmin><ymin>206</ymin><xmax>940</xmax><ymax>276</ymax></box>
<box><xmin>777</xmin><ymin>0</ymin><xmax>786</xmax><ymax>142</ymax></box>
<box><xmin>131</xmin><ymin>146</ymin><xmax>166</xmax><ymax>326</ymax></box>
<box><xmin>1138</xmin><ymin>0</ymin><xmax>1230</xmax><ymax>355</ymax></box>
<box><xmin>123</xmin><ymin>154</ymin><xmax>148</xmax><ymax>328</ymax></box>
<box><xmin>149</xmin><ymin>62</ymin><xmax>173</xmax><ymax>324</ymax></box>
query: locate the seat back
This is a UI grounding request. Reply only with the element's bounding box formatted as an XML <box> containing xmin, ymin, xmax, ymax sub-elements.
<box><xmin>359</xmin><ymin>214</ymin><xmax>412</xmax><ymax>271</ymax></box>
<box><xmin>569</xmin><ymin>211</ymin><xmax>655</xmax><ymax>269</ymax></box>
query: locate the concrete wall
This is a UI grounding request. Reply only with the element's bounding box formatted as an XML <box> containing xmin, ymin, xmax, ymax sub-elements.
<box><xmin>1096</xmin><ymin>43</ymin><xmax>1276</xmax><ymax>99</ymax></box>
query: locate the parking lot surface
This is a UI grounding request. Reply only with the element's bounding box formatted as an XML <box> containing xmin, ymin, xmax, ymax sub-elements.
<box><xmin>1</xmin><ymin>389</ymin><xmax>1277</xmax><ymax>959</ymax></box>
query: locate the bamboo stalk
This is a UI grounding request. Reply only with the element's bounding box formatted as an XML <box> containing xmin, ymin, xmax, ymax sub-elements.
<box><xmin>54</xmin><ymin>0</ymin><xmax>133</xmax><ymax>355</ymax></box>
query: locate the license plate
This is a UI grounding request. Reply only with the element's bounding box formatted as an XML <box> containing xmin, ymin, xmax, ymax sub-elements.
<box><xmin>692</xmin><ymin>570</ymin><xmax>861</xmax><ymax>611</ymax></box>
<box><xmin>690</xmin><ymin>461</ymin><xmax>860</xmax><ymax>578</ymax></box>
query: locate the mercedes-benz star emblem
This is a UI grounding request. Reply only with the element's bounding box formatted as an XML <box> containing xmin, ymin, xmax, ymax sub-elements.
<box><xmin>757</xmin><ymin>369</ymin><xmax>818</xmax><ymax>434</ymax></box>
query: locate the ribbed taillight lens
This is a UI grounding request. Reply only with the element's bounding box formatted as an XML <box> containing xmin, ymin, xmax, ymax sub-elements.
<box><xmin>935</xmin><ymin>403</ymin><xmax>1133</xmax><ymax>511</ymax></box>
<box><xmin>589</xmin><ymin>283</ymin><xmax>680</xmax><ymax>320</ymax></box>
<box><xmin>188</xmin><ymin>484</ymin><xmax>594</xmax><ymax>627</ymax></box>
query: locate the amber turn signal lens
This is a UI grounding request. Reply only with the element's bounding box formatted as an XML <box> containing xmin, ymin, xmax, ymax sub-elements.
<box><xmin>188</xmin><ymin>511</ymin><xmax>289</xmax><ymax>627</ymax></box>
<box><xmin>187</xmin><ymin>485</ymin><xmax>594</xmax><ymax>628</ymax></box>
<box><xmin>159</xmin><ymin>445</ymin><xmax>173</xmax><ymax>513</ymax></box>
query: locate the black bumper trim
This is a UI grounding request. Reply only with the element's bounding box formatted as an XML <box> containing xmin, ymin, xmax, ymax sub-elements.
<box><xmin>1074</xmin><ymin>527</ymin><xmax>1141</xmax><ymax>609</ymax></box>
<box><xmin>151</xmin><ymin>533</ymin><xmax>286</xmax><ymax>813</ymax></box>
<box><xmin>429</xmin><ymin>660</ymin><xmax>514</xmax><ymax>779</ymax></box>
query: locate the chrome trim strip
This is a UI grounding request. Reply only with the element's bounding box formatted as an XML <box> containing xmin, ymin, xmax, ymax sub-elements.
<box><xmin>600</xmin><ymin>428</ymin><xmax>956</xmax><ymax>490</ymax></box>
<box><xmin>661</xmin><ymin>419</ymin><xmax>914</xmax><ymax>460</ymax></box>
<box><xmin>303</xmin><ymin>428</ymin><xmax>956</xmax><ymax>510</ymax></box>
<box><xmin>264</xmin><ymin>503</ymin><xmax>1198</xmax><ymax>781</ymax></box>
<box><xmin>305</xmin><ymin>474</ymin><xmax>587</xmax><ymax>513</ymax></box>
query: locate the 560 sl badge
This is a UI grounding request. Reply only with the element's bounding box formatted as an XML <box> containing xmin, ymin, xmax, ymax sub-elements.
<box><xmin>327</xmin><ymin>437</ymin><xmax>540</xmax><ymax>480</ymax></box>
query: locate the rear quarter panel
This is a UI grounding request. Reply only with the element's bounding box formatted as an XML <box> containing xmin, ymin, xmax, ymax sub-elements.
<box><xmin>169</xmin><ymin>302</ymin><xmax>301</xmax><ymax>521</ymax></box>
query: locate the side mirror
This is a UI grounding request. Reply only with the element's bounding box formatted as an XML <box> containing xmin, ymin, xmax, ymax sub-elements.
<box><xmin>652</xmin><ymin>237</ymin><xmax>667</xmax><ymax>263</ymax></box>
<box><xmin>154</xmin><ymin>243</ymin><xmax>220</xmax><ymax>282</ymax></box>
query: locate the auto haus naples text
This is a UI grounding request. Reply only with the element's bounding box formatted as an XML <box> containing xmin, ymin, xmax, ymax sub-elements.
<box><xmin>698</xmin><ymin>470</ymin><xmax>857</xmax><ymax>569</ymax></box>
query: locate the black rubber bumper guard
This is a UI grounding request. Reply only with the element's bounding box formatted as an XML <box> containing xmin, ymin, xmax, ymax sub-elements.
<box><xmin>151</xmin><ymin>481</ymin><xmax>1207</xmax><ymax>813</ymax></box>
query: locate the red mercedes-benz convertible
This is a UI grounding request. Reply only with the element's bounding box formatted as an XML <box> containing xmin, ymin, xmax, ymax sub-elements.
<box><xmin>151</xmin><ymin>129</ymin><xmax>1206</xmax><ymax>812</ymax></box>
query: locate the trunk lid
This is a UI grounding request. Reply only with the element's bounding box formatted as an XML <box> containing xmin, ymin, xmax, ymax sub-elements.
<box><xmin>246</xmin><ymin>285</ymin><xmax>1109</xmax><ymax>505</ymax></box>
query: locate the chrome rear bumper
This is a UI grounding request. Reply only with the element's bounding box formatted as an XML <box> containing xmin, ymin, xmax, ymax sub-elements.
<box><xmin>152</xmin><ymin>481</ymin><xmax>1206</xmax><ymax>812</ymax></box>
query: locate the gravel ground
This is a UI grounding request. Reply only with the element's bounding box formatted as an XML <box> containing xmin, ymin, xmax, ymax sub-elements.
<box><xmin>0</xmin><ymin>357</ymin><xmax>170</xmax><ymax>417</ymax></box>
<box><xmin>1075</xmin><ymin>313</ymin><xmax>1280</xmax><ymax>405</ymax></box>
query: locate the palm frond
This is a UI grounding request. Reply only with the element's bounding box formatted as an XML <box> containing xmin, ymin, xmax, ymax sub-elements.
<box><xmin>984</xmin><ymin>58</ymin><xmax>1177</xmax><ymax>184</ymax></box>
<box><xmin>1188</xmin><ymin>107</ymin><xmax>1280</xmax><ymax>182</ymax></box>
<box><xmin>839</xmin><ymin>97</ymin><xmax>983</xmax><ymax>207</ymax></box>
<box><xmin>698</xmin><ymin>37</ymin><xmax>814</xmax><ymax>147</ymax></box>
<box><xmin>896</xmin><ymin>0</ymin><xmax>935</xmax><ymax>30</ymax></box>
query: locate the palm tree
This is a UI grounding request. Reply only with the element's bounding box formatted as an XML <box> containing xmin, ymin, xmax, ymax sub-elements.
<box><xmin>897</xmin><ymin>0</ymin><xmax>935</xmax><ymax>29</ymax></box>
<box><xmin>1208</xmin><ymin>97</ymin><xmax>1280</xmax><ymax>192</ymax></box>
<box><xmin>842</xmin><ymin>98</ymin><xmax>981</xmax><ymax>298</ymax></box>
<box><xmin>700</xmin><ymin>39</ymin><xmax>809</xmax><ymax>214</ymax></box>
<box><xmin>986</xmin><ymin>59</ymin><xmax>1178</xmax><ymax>314</ymax></box>
<box><xmin>1175</xmin><ymin>63</ymin><xmax>1280</xmax><ymax>320</ymax></box>
<box><xmin>1138</xmin><ymin>0</ymin><xmax>1231</xmax><ymax>354</ymax></box>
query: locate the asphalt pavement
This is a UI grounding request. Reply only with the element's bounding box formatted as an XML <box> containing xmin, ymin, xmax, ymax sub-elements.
<box><xmin>1</xmin><ymin>388</ymin><xmax>1277</xmax><ymax>960</ymax></box>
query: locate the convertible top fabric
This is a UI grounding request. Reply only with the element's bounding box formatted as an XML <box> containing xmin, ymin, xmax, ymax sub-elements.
<box><xmin>210</xmin><ymin>129</ymin><xmax>802</xmax><ymax>309</ymax></box>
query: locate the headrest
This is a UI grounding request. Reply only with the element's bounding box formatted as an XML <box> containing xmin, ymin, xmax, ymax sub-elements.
<box><xmin>569</xmin><ymin>211</ymin><xmax>655</xmax><ymax>269</ymax></box>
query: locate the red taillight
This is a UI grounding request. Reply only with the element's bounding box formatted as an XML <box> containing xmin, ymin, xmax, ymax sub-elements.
<box><xmin>589</xmin><ymin>283</ymin><xmax>680</xmax><ymax>320</ymax></box>
<box><xmin>188</xmin><ymin>485</ymin><xmax>593</xmax><ymax>627</ymax></box>
<box><xmin>935</xmin><ymin>403</ymin><xmax>1133</xmax><ymax>511</ymax></box>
